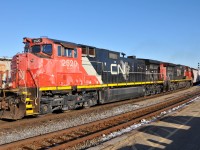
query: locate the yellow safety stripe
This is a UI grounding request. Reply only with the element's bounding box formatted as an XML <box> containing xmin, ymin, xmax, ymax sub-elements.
<box><xmin>39</xmin><ymin>86</ymin><xmax>72</xmax><ymax>91</ymax></box>
<box><xmin>26</xmin><ymin>104</ymin><xmax>33</xmax><ymax>109</ymax></box>
<box><xmin>77</xmin><ymin>84</ymin><xmax>107</xmax><ymax>89</ymax></box>
<box><xmin>77</xmin><ymin>81</ymin><xmax>164</xmax><ymax>89</ymax></box>
<box><xmin>171</xmin><ymin>79</ymin><xmax>191</xmax><ymax>82</ymax></box>
<box><xmin>57</xmin><ymin>86</ymin><xmax>72</xmax><ymax>90</ymax></box>
<box><xmin>22</xmin><ymin>92</ymin><xmax>28</xmax><ymax>95</ymax></box>
<box><xmin>39</xmin><ymin>79</ymin><xmax>192</xmax><ymax>91</ymax></box>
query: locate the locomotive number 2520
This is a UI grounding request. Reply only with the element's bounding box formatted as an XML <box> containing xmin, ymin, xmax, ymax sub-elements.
<box><xmin>61</xmin><ymin>60</ymin><xmax>78</xmax><ymax>68</ymax></box>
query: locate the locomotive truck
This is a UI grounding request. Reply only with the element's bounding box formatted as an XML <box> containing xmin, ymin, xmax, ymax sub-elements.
<box><xmin>0</xmin><ymin>37</ymin><xmax>194</xmax><ymax>119</ymax></box>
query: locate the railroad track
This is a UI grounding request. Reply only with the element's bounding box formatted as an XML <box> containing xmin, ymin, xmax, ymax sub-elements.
<box><xmin>1</xmin><ymin>88</ymin><xmax>200</xmax><ymax>150</ymax></box>
<box><xmin>0</xmin><ymin>86</ymin><xmax>192</xmax><ymax>129</ymax></box>
<box><xmin>0</xmin><ymin>87</ymin><xmax>196</xmax><ymax>146</ymax></box>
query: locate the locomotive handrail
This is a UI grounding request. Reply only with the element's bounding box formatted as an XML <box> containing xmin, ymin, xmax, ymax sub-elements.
<box><xmin>18</xmin><ymin>69</ymin><xmax>28</xmax><ymax>103</ymax></box>
<box><xmin>27</xmin><ymin>69</ymin><xmax>38</xmax><ymax>106</ymax></box>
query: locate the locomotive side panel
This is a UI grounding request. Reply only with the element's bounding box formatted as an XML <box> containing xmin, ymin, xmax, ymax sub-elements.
<box><xmin>99</xmin><ymin>86</ymin><xmax>145</xmax><ymax>103</ymax></box>
<box><xmin>174</xmin><ymin>65</ymin><xmax>185</xmax><ymax>80</ymax></box>
<box><xmin>81</xmin><ymin>47</ymin><xmax>147</xmax><ymax>85</ymax></box>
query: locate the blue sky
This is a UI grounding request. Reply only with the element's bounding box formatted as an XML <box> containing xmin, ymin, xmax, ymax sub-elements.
<box><xmin>0</xmin><ymin>0</ymin><xmax>199</xmax><ymax>68</ymax></box>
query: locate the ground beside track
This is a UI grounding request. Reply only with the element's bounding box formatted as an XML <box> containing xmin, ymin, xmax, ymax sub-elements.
<box><xmin>89</xmin><ymin>92</ymin><xmax>200</xmax><ymax>150</ymax></box>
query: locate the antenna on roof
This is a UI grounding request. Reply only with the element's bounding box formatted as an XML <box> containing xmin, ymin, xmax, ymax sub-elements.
<box><xmin>121</xmin><ymin>52</ymin><xmax>126</xmax><ymax>58</ymax></box>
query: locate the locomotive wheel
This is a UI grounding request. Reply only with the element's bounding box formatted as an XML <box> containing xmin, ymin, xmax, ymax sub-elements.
<box><xmin>0</xmin><ymin>102</ymin><xmax>25</xmax><ymax>120</ymax></box>
<box><xmin>145</xmin><ymin>87</ymin><xmax>150</xmax><ymax>96</ymax></box>
<box><xmin>151</xmin><ymin>85</ymin><xmax>156</xmax><ymax>95</ymax></box>
<box><xmin>83</xmin><ymin>99</ymin><xmax>93</xmax><ymax>108</ymax></box>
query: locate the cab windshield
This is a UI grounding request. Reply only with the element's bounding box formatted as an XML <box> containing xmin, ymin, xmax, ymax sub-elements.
<box><xmin>32</xmin><ymin>45</ymin><xmax>40</xmax><ymax>53</ymax></box>
<box><xmin>31</xmin><ymin>44</ymin><xmax>52</xmax><ymax>56</ymax></box>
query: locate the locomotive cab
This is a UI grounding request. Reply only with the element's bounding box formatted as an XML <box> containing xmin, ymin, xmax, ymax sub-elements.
<box><xmin>24</xmin><ymin>39</ymin><xmax>53</xmax><ymax>58</ymax></box>
<box><xmin>21</xmin><ymin>37</ymin><xmax>83</xmax><ymax>87</ymax></box>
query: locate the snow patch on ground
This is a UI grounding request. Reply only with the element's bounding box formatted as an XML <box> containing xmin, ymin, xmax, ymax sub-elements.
<box><xmin>101</xmin><ymin>96</ymin><xmax>200</xmax><ymax>142</ymax></box>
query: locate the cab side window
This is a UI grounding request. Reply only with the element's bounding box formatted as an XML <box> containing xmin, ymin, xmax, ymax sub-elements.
<box><xmin>58</xmin><ymin>46</ymin><xmax>62</xmax><ymax>56</ymax></box>
<box><xmin>42</xmin><ymin>44</ymin><xmax>52</xmax><ymax>55</ymax></box>
<box><xmin>64</xmin><ymin>48</ymin><xmax>72</xmax><ymax>57</ymax></box>
<box><xmin>74</xmin><ymin>49</ymin><xmax>78</xmax><ymax>58</ymax></box>
<box><xmin>63</xmin><ymin>48</ymin><xmax>68</xmax><ymax>56</ymax></box>
<box><xmin>57</xmin><ymin>46</ymin><xmax>77</xmax><ymax>58</ymax></box>
<box><xmin>66</xmin><ymin>48</ymin><xmax>72</xmax><ymax>57</ymax></box>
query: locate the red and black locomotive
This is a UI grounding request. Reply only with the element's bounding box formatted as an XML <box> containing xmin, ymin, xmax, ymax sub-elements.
<box><xmin>0</xmin><ymin>37</ymin><xmax>195</xmax><ymax>119</ymax></box>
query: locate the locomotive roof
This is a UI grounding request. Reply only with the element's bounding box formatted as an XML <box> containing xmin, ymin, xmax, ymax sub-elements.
<box><xmin>50</xmin><ymin>38</ymin><xmax>97</xmax><ymax>49</ymax></box>
<box><xmin>138</xmin><ymin>58</ymin><xmax>178</xmax><ymax>67</ymax></box>
<box><xmin>50</xmin><ymin>38</ymin><xmax>78</xmax><ymax>48</ymax></box>
<box><xmin>138</xmin><ymin>58</ymin><xmax>162</xmax><ymax>64</ymax></box>
<box><xmin>50</xmin><ymin>38</ymin><xmax>120</xmax><ymax>54</ymax></box>
<box><xmin>165</xmin><ymin>63</ymin><xmax>176</xmax><ymax>66</ymax></box>
<box><xmin>50</xmin><ymin>39</ymin><xmax>77</xmax><ymax>45</ymax></box>
<box><xmin>78</xmin><ymin>44</ymin><xmax>96</xmax><ymax>48</ymax></box>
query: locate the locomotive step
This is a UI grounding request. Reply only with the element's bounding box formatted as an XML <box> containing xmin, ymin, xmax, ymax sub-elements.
<box><xmin>22</xmin><ymin>92</ymin><xmax>31</xmax><ymax>95</ymax></box>
<box><xmin>26</xmin><ymin>111</ymin><xmax>39</xmax><ymax>116</ymax></box>
<box><xmin>25</xmin><ymin>98</ymin><xmax>33</xmax><ymax>102</ymax></box>
<box><xmin>26</xmin><ymin>104</ymin><xmax>34</xmax><ymax>109</ymax></box>
<box><xmin>26</xmin><ymin>109</ymin><xmax>34</xmax><ymax>115</ymax></box>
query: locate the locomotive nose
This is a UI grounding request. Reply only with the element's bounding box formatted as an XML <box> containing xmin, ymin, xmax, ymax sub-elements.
<box><xmin>11</xmin><ymin>53</ymin><xmax>28</xmax><ymax>88</ymax></box>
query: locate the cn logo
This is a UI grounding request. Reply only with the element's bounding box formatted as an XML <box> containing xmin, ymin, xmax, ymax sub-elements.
<box><xmin>110</xmin><ymin>61</ymin><xmax>130</xmax><ymax>75</ymax></box>
<box><xmin>110</xmin><ymin>61</ymin><xmax>130</xmax><ymax>80</ymax></box>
